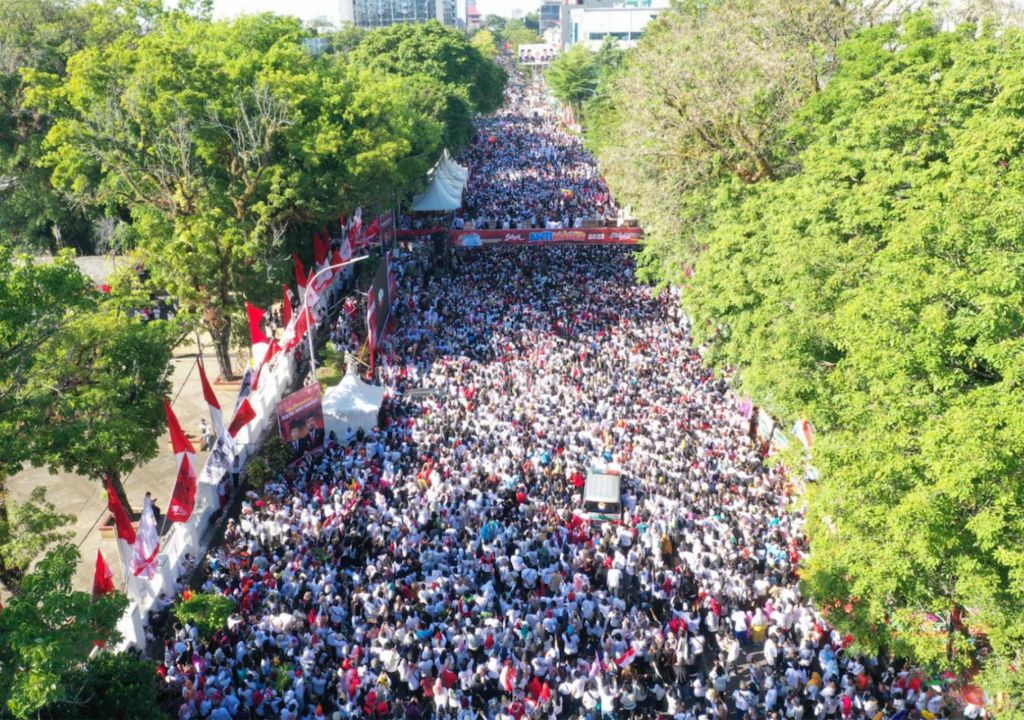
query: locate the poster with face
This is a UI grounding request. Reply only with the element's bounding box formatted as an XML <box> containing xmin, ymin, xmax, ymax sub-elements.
<box><xmin>277</xmin><ymin>384</ymin><xmax>325</xmax><ymax>462</ymax></box>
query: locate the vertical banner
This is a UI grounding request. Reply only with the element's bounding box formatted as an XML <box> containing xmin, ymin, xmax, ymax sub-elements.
<box><xmin>379</xmin><ymin>210</ymin><xmax>394</xmax><ymax>253</ymax></box>
<box><xmin>366</xmin><ymin>253</ymin><xmax>394</xmax><ymax>371</ymax></box>
<box><xmin>277</xmin><ymin>384</ymin><xmax>326</xmax><ymax>462</ymax></box>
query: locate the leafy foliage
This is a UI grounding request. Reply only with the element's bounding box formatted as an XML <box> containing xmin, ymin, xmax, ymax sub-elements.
<box><xmin>47</xmin><ymin>651</ymin><xmax>167</xmax><ymax>720</ymax></box>
<box><xmin>350</xmin><ymin>20</ymin><xmax>507</xmax><ymax>116</ymax></box>
<box><xmin>0</xmin><ymin>487</ymin><xmax>73</xmax><ymax>592</ymax></box>
<box><xmin>29</xmin><ymin>12</ymin><xmax>461</xmax><ymax>379</ymax></box>
<box><xmin>0</xmin><ymin>0</ymin><xmax>162</xmax><ymax>254</ymax></box>
<box><xmin>174</xmin><ymin>592</ymin><xmax>236</xmax><ymax>638</ymax></box>
<box><xmin>261</xmin><ymin>436</ymin><xmax>294</xmax><ymax>474</ymax></box>
<box><xmin>470</xmin><ymin>29</ymin><xmax>500</xmax><ymax>62</ymax></box>
<box><xmin>0</xmin><ymin>544</ymin><xmax>127</xmax><ymax>719</ymax></box>
<box><xmin>545</xmin><ymin>46</ymin><xmax>599</xmax><ymax>115</ymax></box>
<box><xmin>593</xmin><ymin>7</ymin><xmax>1024</xmax><ymax>708</ymax></box>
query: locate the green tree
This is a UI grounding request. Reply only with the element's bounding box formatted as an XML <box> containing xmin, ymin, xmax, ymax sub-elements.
<box><xmin>48</xmin><ymin>652</ymin><xmax>167</xmax><ymax>720</ymax></box>
<box><xmin>31</xmin><ymin>11</ymin><xmax>444</xmax><ymax>378</ymax></box>
<box><xmin>351</xmin><ymin>20</ymin><xmax>507</xmax><ymax>116</ymax></box>
<box><xmin>586</xmin><ymin>0</ymin><xmax>878</xmax><ymax>280</ymax></box>
<box><xmin>23</xmin><ymin>300</ymin><xmax>178</xmax><ymax>514</ymax></box>
<box><xmin>0</xmin><ymin>248</ymin><xmax>95</xmax><ymax>478</ymax></box>
<box><xmin>0</xmin><ymin>487</ymin><xmax>73</xmax><ymax>594</ymax></box>
<box><xmin>174</xmin><ymin>592</ymin><xmax>237</xmax><ymax>638</ymax></box>
<box><xmin>669</xmin><ymin>14</ymin><xmax>1024</xmax><ymax>710</ymax></box>
<box><xmin>545</xmin><ymin>45</ymin><xmax>599</xmax><ymax>116</ymax></box>
<box><xmin>0</xmin><ymin>544</ymin><xmax>127</xmax><ymax>719</ymax></box>
<box><xmin>470</xmin><ymin>28</ymin><xmax>500</xmax><ymax>61</ymax></box>
<box><xmin>0</xmin><ymin>0</ymin><xmax>162</xmax><ymax>254</ymax></box>
<box><xmin>499</xmin><ymin>18</ymin><xmax>542</xmax><ymax>50</ymax></box>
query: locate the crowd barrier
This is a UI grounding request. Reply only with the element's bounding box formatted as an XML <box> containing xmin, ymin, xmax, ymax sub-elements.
<box><xmin>114</xmin><ymin>262</ymin><xmax>352</xmax><ymax>651</ymax></box>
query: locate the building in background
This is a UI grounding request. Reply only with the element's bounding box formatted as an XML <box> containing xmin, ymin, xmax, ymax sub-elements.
<box><xmin>340</xmin><ymin>0</ymin><xmax>462</xmax><ymax>28</ymax></box>
<box><xmin>560</xmin><ymin>0</ymin><xmax>667</xmax><ymax>50</ymax></box>
<box><xmin>467</xmin><ymin>1</ymin><xmax>481</xmax><ymax>30</ymax></box>
<box><xmin>539</xmin><ymin>1</ymin><xmax>562</xmax><ymax>31</ymax></box>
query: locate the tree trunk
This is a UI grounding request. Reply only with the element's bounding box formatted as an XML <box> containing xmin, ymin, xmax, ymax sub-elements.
<box><xmin>204</xmin><ymin>307</ymin><xmax>236</xmax><ymax>380</ymax></box>
<box><xmin>105</xmin><ymin>468</ymin><xmax>135</xmax><ymax>517</ymax></box>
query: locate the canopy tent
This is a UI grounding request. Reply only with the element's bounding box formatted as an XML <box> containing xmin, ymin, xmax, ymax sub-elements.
<box><xmin>321</xmin><ymin>370</ymin><xmax>385</xmax><ymax>437</ymax></box>
<box><xmin>411</xmin><ymin>150</ymin><xmax>469</xmax><ymax>212</ymax></box>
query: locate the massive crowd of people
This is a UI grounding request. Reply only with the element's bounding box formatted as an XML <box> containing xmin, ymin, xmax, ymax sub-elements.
<box><xmin>156</xmin><ymin>56</ymin><xmax>959</xmax><ymax>720</ymax></box>
<box><xmin>458</xmin><ymin>64</ymin><xmax>616</xmax><ymax>230</ymax></box>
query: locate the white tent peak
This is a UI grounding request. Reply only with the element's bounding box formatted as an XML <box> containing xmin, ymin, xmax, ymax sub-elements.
<box><xmin>411</xmin><ymin>150</ymin><xmax>469</xmax><ymax>212</ymax></box>
<box><xmin>321</xmin><ymin>370</ymin><xmax>385</xmax><ymax>437</ymax></box>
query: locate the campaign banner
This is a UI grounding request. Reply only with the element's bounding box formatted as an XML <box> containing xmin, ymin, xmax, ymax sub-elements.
<box><xmin>277</xmin><ymin>384</ymin><xmax>325</xmax><ymax>462</ymax></box>
<box><xmin>449</xmin><ymin>227</ymin><xmax>644</xmax><ymax>248</ymax></box>
<box><xmin>366</xmin><ymin>253</ymin><xmax>393</xmax><ymax>352</ymax></box>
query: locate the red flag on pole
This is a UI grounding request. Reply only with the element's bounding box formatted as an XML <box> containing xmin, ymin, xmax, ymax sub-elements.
<box><xmin>362</xmin><ymin>216</ymin><xmax>381</xmax><ymax>244</ymax></box>
<box><xmin>105</xmin><ymin>478</ymin><xmax>136</xmax><ymax>545</ymax></box>
<box><xmin>167</xmin><ymin>453</ymin><xmax>197</xmax><ymax>523</ymax></box>
<box><xmin>282</xmin><ymin>285</ymin><xmax>293</xmax><ymax>327</ymax></box>
<box><xmin>313</xmin><ymin>230</ymin><xmax>327</xmax><ymax>266</ymax></box>
<box><xmin>196</xmin><ymin>358</ymin><xmax>223</xmax><ymax>438</ymax></box>
<box><xmin>246</xmin><ymin>302</ymin><xmax>269</xmax><ymax>346</ymax></box>
<box><xmin>283</xmin><ymin>307</ymin><xmax>314</xmax><ymax>351</ymax></box>
<box><xmin>93</xmin><ymin>549</ymin><xmax>116</xmax><ymax>600</ymax></box>
<box><xmin>131</xmin><ymin>495</ymin><xmax>160</xmax><ymax>579</ymax></box>
<box><xmin>163</xmin><ymin>397</ymin><xmax>196</xmax><ymax>456</ymax></box>
<box><xmin>347</xmin><ymin>207</ymin><xmax>363</xmax><ymax>249</ymax></box>
<box><xmin>292</xmin><ymin>253</ymin><xmax>308</xmax><ymax>289</ymax></box>
<box><xmin>227</xmin><ymin>397</ymin><xmax>257</xmax><ymax>438</ymax></box>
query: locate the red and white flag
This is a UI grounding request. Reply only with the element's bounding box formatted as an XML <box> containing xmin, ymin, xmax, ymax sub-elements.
<box><xmin>499</xmin><ymin>661</ymin><xmax>516</xmax><ymax>694</ymax></box>
<box><xmin>283</xmin><ymin>306</ymin><xmax>314</xmax><ymax>351</ymax></box>
<box><xmin>292</xmin><ymin>253</ymin><xmax>308</xmax><ymax>289</ymax></box>
<box><xmin>246</xmin><ymin>302</ymin><xmax>270</xmax><ymax>366</ymax></box>
<box><xmin>227</xmin><ymin>397</ymin><xmax>257</xmax><ymax>438</ymax></box>
<box><xmin>614</xmin><ymin>647</ymin><xmax>636</xmax><ymax>668</ymax></box>
<box><xmin>362</xmin><ymin>216</ymin><xmax>381</xmax><ymax>244</ymax></box>
<box><xmin>313</xmin><ymin>230</ymin><xmax>327</xmax><ymax>266</ymax></box>
<box><xmin>167</xmin><ymin>453</ymin><xmax>198</xmax><ymax>524</ymax></box>
<box><xmin>282</xmin><ymin>285</ymin><xmax>293</xmax><ymax>327</ymax></box>
<box><xmin>252</xmin><ymin>339</ymin><xmax>281</xmax><ymax>391</ymax></box>
<box><xmin>164</xmin><ymin>397</ymin><xmax>198</xmax><ymax>523</ymax></box>
<box><xmin>92</xmin><ymin>549</ymin><xmax>116</xmax><ymax>600</ymax></box>
<box><xmin>131</xmin><ymin>494</ymin><xmax>160</xmax><ymax>579</ymax></box>
<box><xmin>196</xmin><ymin>358</ymin><xmax>223</xmax><ymax>438</ymax></box>
<box><xmin>347</xmin><ymin>207</ymin><xmax>363</xmax><ymax>249</ymax></box>
<box><xmin>105</xmin><ymin>478</ymin><xmax>136</xmax><ymax>547</ymax></box>
<box><xmin>793</xmin><ymin>418</ymin><xmax>815</xmax><ymax>451</ymax></box>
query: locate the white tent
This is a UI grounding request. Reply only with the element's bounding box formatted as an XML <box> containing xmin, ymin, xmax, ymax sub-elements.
<box><xmin>411</xmin><ymin>150</ymin><xmax>469</xmax><ymax>212</ymax></box>
<box><xmin>321</xmin><ymin>371</ymin><xmax>385</xmax><ymax>437</ymax></box>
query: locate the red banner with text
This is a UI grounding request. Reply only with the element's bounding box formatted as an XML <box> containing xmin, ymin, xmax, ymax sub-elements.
<box><xmin>449</xmin><ymin>227</ymin><xmax>643</xmax><ymax>248</ymax></box>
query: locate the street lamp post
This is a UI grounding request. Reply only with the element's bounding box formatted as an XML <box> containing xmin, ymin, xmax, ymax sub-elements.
<box><xmin>299</xmin><ymin>255</ymin><xmax>369</xmax><ymax>382</ymax></box>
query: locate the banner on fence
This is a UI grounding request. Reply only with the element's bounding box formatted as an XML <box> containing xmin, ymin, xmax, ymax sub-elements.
<box><xmin>277</xmin><ymin>384</ymin><xmax>325</xmax><ymax>462</ymax></box>
<box><xmin>449</xmin><ymin>227</ymin><xmax>644</xmax><ymax>247</ymax></box>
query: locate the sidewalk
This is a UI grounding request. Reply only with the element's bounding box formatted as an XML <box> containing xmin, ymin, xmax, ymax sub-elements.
<box><xmin>6</xmin><ymin>333</ymin><xmax>247</xmax><ymax>594</ymax></box>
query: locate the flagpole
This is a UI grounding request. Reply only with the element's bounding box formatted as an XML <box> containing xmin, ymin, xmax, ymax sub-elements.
<box><xmin>300</xmin><ymin>256</ymin><xmax>369</xmax><ymax>383</ymax></box>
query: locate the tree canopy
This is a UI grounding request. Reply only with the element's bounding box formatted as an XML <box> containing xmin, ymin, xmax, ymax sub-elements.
<box><xmin>0</xmin><ymin>544</ymin><xmax>127</xmax><ymax>718</ymax></box>
<box><xmin>28</xmin><ymin>13</ymin><xmax>498</xmax><ymax>378</ymax></box>
<box><xmin>586</xmin><ymin>4</ymin><xmax>1024</xmax><ymax>709</ymax></box>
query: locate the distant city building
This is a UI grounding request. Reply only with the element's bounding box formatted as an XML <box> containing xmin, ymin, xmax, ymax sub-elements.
<box><xmin>560</xmin><ymin>0</ymin><xmax>667</xmax><ymax>50</ymax></box>
<box><xmin>340</xmin><ymin>0</ymin><xmax>461</xmax><ymax>28</ymax></box>
<box><xmin>539</xmin><ymin>1</ymin><xmax>562</xmax><ymax>32</ymax></box>
<box><xmin>467</xmin><ymin>1</ymin><xmax>481</xmax><ymax>30</ymax></box>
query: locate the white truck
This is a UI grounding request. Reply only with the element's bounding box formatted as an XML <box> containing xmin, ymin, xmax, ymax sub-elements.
<box><xmin>583</xmin><ymin>465</ymin><xmax>622</xmax><ymax>522</ymax></box>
